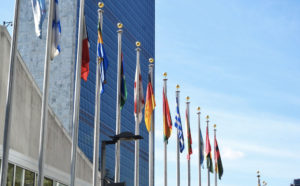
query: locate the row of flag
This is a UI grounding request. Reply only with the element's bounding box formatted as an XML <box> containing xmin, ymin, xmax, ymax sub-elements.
<box><xmin>31</xmin><ymin>0</ymin><xmax>221</xmax><ymax>185</ymax></box>
<box><xmin>32</xmin><ymin>1</ymin><xmax>156</xmax><ymax>185</ymax></box>
<box><xmin>163</xmin><ymin>85</ymin><xmax>224</xmax><ymax>183</ymax></box>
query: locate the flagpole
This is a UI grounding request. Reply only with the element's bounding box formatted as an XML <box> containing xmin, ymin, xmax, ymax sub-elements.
<box><xmin>134</xmin><ymin>41</ymin><xmax>141</xmax><ymax>186</ymax></box>
<box><xmin>214</xmin><ymin>124</ymin><xmax>217</xmax><ymax>186</ymax></box>
<box><xmin>0</xmin><ymin>0</ymin><xmax>20</xmax><ymax>185</ymax></box>
<box><xmin>197</xmin><ymin>107</ymin><xmax>201</xmax><ymax>186</ymax></box>
<box><xmin>206</xmin><ymin>115</ymin><xmax>210</xmax><ymax>186</ymax></box>
<box><xmin>93</xmin><ymin>3</ymin><xmax>104</xmax><ymax>186</ymax></box>
<box><xmin>186</xmin><ymin>97</ymin><xmax>191</xmax><ymax>186</ymax></box>
<box><xmin>148</xmin><ymin>58</ymin><xmax>155</xmax><ymax>186</ymax></box>
<box><xmin>114</xmin><ymin>22</ymin><xmax>123</xmax><ymax>183</ymax></box>
<box><xmin>36</xmin><ymin>0</ymin><xmax>56</xmax><ymax>185</ymax></box>
<box><xmin>163</xmin><ymin>72</ymin><xmax>168</xmax><ymax>186</ymax></box>
<box><xmin>176</xmin><ymin>85</ymin><xmax>180</xmax><ymax>186</ymax></box>
<box><xmin>257</xmin><ymin>171</ymin><xmax>261</xmax><ymax>186</ymax></box>
<box><xmin>70</xmin><ymin>0</ymin><xmax>85</xmax><ymax>185</ymax></box>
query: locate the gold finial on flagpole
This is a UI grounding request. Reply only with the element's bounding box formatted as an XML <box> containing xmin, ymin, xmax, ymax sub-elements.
<box><xmin>163</xmin><ymin>72</ymin><xmax>167</xmax><ymax>78</ymax></box>
<box><xmin>214</xmin><ymin>124</ymin><xmax>216</xmax><ymax>129</ymax></box>
<box><xmin>136</xmin><ymin>41</ymin><xmax>141</xmax><ymax>47</ymax></box>
<box><xmin>197</xmin><ymin>107</ymin><xmax>201</xmax><ymax>111</ymax></box>
<box><xmin>176</xmin><ymin>84</ymin><xmax>180</xmax><ymax>91</ymax></box>
<box><xmin>98</xmin><ymin>2</ymin><xmax>104</xmax><ymax>8</ymax></box>
<box><xmin>149</xmin><ymin>58</ymin><xmax>154</xmax><ymax>63</ymax></box>
<box><xmin>117</xmin><ymin>23</ymin><xmax>123</xmax><ymax>29</ymax></box>
<box><xmin>186</xmin><ymin>96</ymin><xmax>190</xmax><ymax>101</ymax></box>
<box><xmin>206</xmin><ymin>115</ymin><xmax>210</xmax><ymax>120</ymax></box>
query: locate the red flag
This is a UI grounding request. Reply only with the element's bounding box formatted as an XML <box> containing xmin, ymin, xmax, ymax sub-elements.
<box><xmin>186</xmin><ymin>107</ymin><xmax>192</xmax><ymax>160</ymax></box>
<box><xmin>206</xmin><ymin>126</ymin><xmax>214</xmax><ymax>173</ymax></box>
<box><xmin>163</xmin><ymin>88</ymin><xmax>172</xmax><ymax>141</ymax></box>
<box><xmin>81</xmin><ymin>17</ymin><xmax>90</xmax><ymax>81</ymax></box>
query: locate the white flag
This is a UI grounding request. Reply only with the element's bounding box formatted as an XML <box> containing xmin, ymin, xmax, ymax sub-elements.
<box><xmin>50</xmin><ymin>0</ymin><xmax>61</xmax><ymax>60</ymax></box>
<box><xmin>31</xmin><ymin>0</ymin><xmax>46</xmax><ymax>38</ymax></box>
<box><xmin>134</xmin><ymin>58</ymin><xmax>145</xmax><ymax>124</ymax></box>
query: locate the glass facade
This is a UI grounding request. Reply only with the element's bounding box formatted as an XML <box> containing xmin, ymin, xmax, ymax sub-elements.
<box><xmin>78</xmin><ymin>0</ymin><xmax>155</xmax><ymax>185</ymax></box>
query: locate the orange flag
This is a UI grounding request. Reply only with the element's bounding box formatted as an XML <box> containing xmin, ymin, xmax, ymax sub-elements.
<box><xmin>144</xmin><ymin>74</ymin><xmax>156</xmax><ymax>132</ymax></box>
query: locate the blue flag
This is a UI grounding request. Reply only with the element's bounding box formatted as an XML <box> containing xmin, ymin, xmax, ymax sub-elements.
<box><xmin>175</xmin><ymin>97</ymin><xmax>184</xmax><ymax>153</ymax></box>
<box><xmin>50</xmin><ymin>0</ymin><xmax>61</xmax><ymax>60</ymax></box>
<box><xmin>31</xmin><ymin>0</ymin><xmax>46</xmax><ymax>38</ymax></box>
<box><xmin>200</xmin><ymin>129</ymin><xmax>204</xmax><ymax>166</ymax></box>
<box><xmin>97</xmin><ymin>18</ymin><xmax>108</xmax><ymax>94</ymax></box>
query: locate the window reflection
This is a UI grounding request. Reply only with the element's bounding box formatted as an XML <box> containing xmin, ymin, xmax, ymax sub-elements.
<box><xmin>6</xmin><ymin>163</ymin><xmax>14</xmax><ymax>186</ymax></box>
<box><xmin>24</xmin><ymin>170</ymin><xmax>35</xmax><ymax>186</ymax></box>
<box><xmin>15</xmin><ymin>166</ymin><xmax>23</xmax><ymax>186</ymax></box>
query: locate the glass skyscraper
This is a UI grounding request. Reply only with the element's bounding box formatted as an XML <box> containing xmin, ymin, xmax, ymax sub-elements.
<box><xmin>78</xmin><ymin>1</ymin><xmax>155</xmax><ymax>185</ymax></box>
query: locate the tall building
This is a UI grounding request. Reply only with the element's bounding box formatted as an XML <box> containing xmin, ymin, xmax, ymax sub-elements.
<box><xmin>17</xmin><ymin>0</ymin><xmax>155</xmax><ymax>185</ymax></box>
<box><xmin>291</xmin><ymin>179</ymin><xmax>300</xmax><ymax>186</ymax></box>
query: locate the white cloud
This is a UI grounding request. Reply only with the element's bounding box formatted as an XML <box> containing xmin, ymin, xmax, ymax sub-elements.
<box><xmin>222</xmin><ymin>146</ymin><xmax>245</xmax><ymax>160</ymax></box>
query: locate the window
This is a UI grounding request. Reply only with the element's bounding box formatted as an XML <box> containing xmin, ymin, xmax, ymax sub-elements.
<box><xmin>6</xmin><ymin>163</ymin><xmax>14</xmax><ymax>186</ymax></box>
<box><xmin>24</xmin><ymin>169</ymin><xmax>35</xmax><ymax>186</ymax></box>
<box><xmin>44</xmin><ymin>177</ymin><xmax>53</xmax><ymax>186</ymax></box>
<box><xmin>15</xmin><ymin>166</ymin><xmax>24</xmax><ymax>186</ymax></box>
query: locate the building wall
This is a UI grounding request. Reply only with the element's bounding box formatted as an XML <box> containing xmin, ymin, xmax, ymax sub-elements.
<box><xmin>0</xmin><ymin>25</ymin><xmax>97</xmax><ymax>186</ymax></box>
<box><xmin>17</xmin><ymin>0</ymin><xmax>78</xmax><ymax>133</ymax></box>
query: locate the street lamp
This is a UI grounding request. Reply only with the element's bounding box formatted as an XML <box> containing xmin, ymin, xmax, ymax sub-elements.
<box><xmin>100</xmin><ymin>132</ymin><xmax>143</xmax><ymax>186</ymax></box>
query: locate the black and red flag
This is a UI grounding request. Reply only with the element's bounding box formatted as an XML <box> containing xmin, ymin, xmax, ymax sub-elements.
<box><xmin>214</xmin><ymin>136</ymin><xmax>224</xmax><ymax>179</ymax></box>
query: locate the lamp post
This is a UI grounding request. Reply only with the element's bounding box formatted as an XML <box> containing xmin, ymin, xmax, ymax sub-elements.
<box><xmin>101</xmin><ymin>132</ymin><xmax>143</xmax><ymax>186</ymax></box>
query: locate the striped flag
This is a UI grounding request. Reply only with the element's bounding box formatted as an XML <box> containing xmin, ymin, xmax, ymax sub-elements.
<box><xmin>163</xmin><ymin>88</ymin><xmax>172</xmax><ymax>142</ymax></box>
<box><xmin>199</xmin><ymin>128</ymin><xmax>205</xmax><ymax>166</ymax></box>
<box><xmin>214</xmin><ymin>136</ymin><xmax>224</xmax><ymax>179</ymax></box>
<box><xmin>97</xmin><ymin>17</ymin><xmax>108</xmax><ymax>94</ymax></box>
<box><xmin>81</xmin><ymin>16</ymin><xmax>90</xmax><ymax>81</ymax></box>
<box><xmin>31</xmin><ymin>0</ymin><xmax>46</xmax><ymax>38</ymax></box>
<box><xmin>120</xmin><ymin>53</ymin><xmax>127</xmax><ymax>109</ymax></box>
<box><xmin>186</xmin><ymin>106</ymin><xmax>192</xmax><ymax>160</ymax></box>
<box><xmin>50</xmin><ymin>0</ymin><xmax>61</xmax><ymax>60</ymax></box>
<box><xmin>144</xmin><ymin>73</ymin><xmax>156</xmax><ymax>132</ymax></box>
<box><xmin>134</xmin><ymin>53</ymin><xmax>144</xmax><ymax>124</ymax></box>
<box><xmin>174</xmin><ymin>97</ymin><xmax>184</xmax><ymax>152</ymax></box>
<box><xmin>206</xmin><ymin>126</ymin><xmax>214</xmax><ymax>173</ymax></box>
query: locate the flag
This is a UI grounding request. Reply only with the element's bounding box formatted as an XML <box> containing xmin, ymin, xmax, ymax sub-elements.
<box><xmin>215</xmin><ymin>136</ymin><xmax>224</xmax><ymax>179</ymax></box>
<box><xmin>98</xmin><ymin>18</ymin><xmax>108</xmax><ymax>94</ymax></box>
<box><xmin>174</xmin><ymin>97</ymin><xmax>184</xmax><ymax>153</ymax></box>
<box><xmin>50</xmin><ymin>0</ymin><xmax>61</xmax><ymax>60</ymax></box>
<box><xmin>186</xmin><ymin>107</ymin><xmax>192</xmax><ymax>160</ymax></box>
<box><xmin>120</xmin><ymin>53</ymin><xmax>127</xmax><ymax>109</ymax></box>
<box><xmin>81</xmin><ymin>17</ymin><xmax>90</xmax><ymax>81</ymax></box>
<box><xmin>134</xmin><ymin>56</ymin><xmax>144</xmax><ymax>124</ymax></box>
<box><xmin>205</xmin><ymin>126</ymin><xmax>214</xmax><ymax>173</ymax></box>
<box><xmin>144</xmin><ymin>73</ymin><xmax>156</xmax><ymax>132</ymax></box>
<box><xmin>163</xmin><ymin>88</ymin><xmax>172</xmax><ymax>142</ymax></box>
<box><xmin>31</xmin><ymin>0</ymin><xmax>46</xmax><ymax>38</ymax></box>
<box><xmin>199</xmin><ymin>128</ymin><xmax>204</xmax><ymax>166</ymax></box>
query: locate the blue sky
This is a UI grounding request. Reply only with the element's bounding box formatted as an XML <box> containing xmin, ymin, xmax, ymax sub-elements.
<box><xmin>2</xmin><ymin>0</ymin><xmax>300</xmax><ymax>186</ymax></box>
